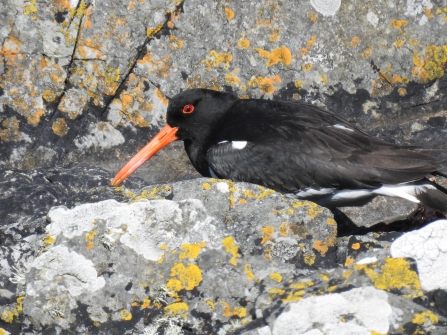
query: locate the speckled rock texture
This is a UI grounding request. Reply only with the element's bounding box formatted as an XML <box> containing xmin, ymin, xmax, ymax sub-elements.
<box><xmin>2</xmin><ymin>0</ymin><xmax>447</xmax><ymax>334</ymax></box>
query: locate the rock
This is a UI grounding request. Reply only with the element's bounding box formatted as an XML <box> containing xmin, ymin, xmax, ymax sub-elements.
<box><xmin>337</xmin><ymin>195</ymin><xmax>419</xmax><ymax>228</ymax></box>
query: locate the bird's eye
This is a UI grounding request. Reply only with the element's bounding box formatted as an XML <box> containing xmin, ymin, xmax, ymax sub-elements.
<box><xmin>182</xmin><ymin>104</ymin><xmax>194</xmax><ymax>114</ymax></box>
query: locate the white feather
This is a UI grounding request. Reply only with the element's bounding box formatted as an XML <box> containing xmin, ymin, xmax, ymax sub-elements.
<box><xmin>232</xmin><ymin>141</ymin><xmax>247</xmax><ymax>149</ymax></box>
<box><xmin>218</xmin><ymin>140</ymin><xmax>229</xmax><ymax>144</ymax></box>
<box><xmin>332</xmin><ymin>124</ymin><xmax>354</xmax><ymax>132</ymax></box>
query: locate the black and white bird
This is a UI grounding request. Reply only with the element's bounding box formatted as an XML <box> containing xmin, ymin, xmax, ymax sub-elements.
<box><xmin>111</xmin><ymin>88</ymin><xmax>447</xmax><ymax>211</ymax></box>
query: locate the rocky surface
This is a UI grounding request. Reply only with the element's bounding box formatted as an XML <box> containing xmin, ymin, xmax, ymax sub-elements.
<box><xmin>2</xmin><ymin>0</ymin><xmax>447</xmax><ymax>334</ymax></box>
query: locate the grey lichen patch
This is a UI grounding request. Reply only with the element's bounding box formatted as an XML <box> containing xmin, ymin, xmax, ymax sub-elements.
<box><xmin>28</xmin><ymin>245</ymin><xmax>106</xmax><ymax>297</ymax></box>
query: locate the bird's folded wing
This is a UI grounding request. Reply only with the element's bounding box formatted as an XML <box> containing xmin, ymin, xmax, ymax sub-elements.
<box><xmin>206</xmin><ymin>124</ymin><xmax>438</xmax><ymax>193</ymax></box>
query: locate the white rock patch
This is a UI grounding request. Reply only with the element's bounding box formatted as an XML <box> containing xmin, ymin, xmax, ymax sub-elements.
<box><xmin>310</xmin><ymin>0</ymin><xmax>341</xmax><ymax>16</ymax></box>
<box><xmin>366</xmin><ymin>12</ymin><xmax>379</xmax><ymax>27</ymax></box>
<box><xmin>74</xmin><ymin>122</ymin><xmax>124</xmax><ymax>150</ymax></box>
<box><xmin>272</xmin><ymin>286</ymin><xmax>392</xmax><ymax>335</ymax></box>
<box><xmin>391</xmin><ymin>219</ymin><xmax>447</xmax><ymax>291</ymax></box>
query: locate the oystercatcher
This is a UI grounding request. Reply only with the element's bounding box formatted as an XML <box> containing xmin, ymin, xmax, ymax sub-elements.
<box><xmin>111</xmin><ymin>88</ymin><xmax>447</xmax><ymax>210</ymax></box>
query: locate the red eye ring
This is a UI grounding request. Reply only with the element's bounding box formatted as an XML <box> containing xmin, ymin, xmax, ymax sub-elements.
<box><xmin>182</xmin><ymin>104</ymin><xmax>194</xmax><ymax>114</ymax></box>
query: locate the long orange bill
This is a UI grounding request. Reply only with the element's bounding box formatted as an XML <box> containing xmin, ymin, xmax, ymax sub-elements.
<box><xmin>111</xmin><ymin>124</ymin><xmax>179</xmax><ymax>186</ymax></box>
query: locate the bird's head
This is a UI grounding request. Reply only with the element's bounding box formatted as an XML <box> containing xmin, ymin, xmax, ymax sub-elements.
<box><xmin>111</xmin><ymin>88</ymin><xmax>237</xmax><ymax>186</ymax></box>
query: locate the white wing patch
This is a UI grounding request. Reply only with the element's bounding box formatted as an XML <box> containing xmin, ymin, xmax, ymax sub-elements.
<box><xmin>232</xmin><ymin>141</ymin><xmax>247</xmax><ymax>149</ymax></box>
<box><xmin>218</xmin><ymin>140</ymin><xmax>229</xmax><ymax>144</ymax></box>
<box><xmin>332</xmin><ymin>124</ymin><xmax>354</xmax><ymax>132</ymax></box>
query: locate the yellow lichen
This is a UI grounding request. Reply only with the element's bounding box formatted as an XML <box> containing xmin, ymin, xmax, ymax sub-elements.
<box><xmin>433</xmin><ymin>45</ymin><xmax>447</xmax><ymax>64</ymax></box>
<box><xmin>169</xmin><ymin>263</ymin><xmax>203</xmax><ymax>290</ymax></box>
<box><xmin>201</xmin><ymin>50</ymin><xmax>233</xmax><ymax>71</ymax></box>
<box><xmin>302</xmin><ymin>63</ymin><xmax>313</xmax><ymax>71</ymax></box>
<box><xmin>282</xmin><ymin>289</ymin><xmax>306</xmax><ymax>303</ymax></box>
<box><xmin>268</xmin><ymin>288</ymin><xmax>286</xmax><ymax>294</ymax></box>
<box><xmin>164</xmin><ymin>302</ymin><xmax>189</xmax><ymax>319</ymax></box>
<box><xmin>202</xmin><ymin>182</ymin><xmax>211</xmax><ymax>190</ymax></box>
<box><xmin>43</xmin><ymin>89</ymin><xmax>57</xmax><ymax>102</ymax></box>
<box><xmin>141</xmin><ymin>298</ymin><xmax>151</xmax><ymax>309</ymax></box>
<box><xmin>120</xmin><ymin>309</ymin><xmax>132</xmax><ymax>320</ymax></box>
<box><xmin>24</xmin><ymin>5</ymin><xmax>37</xmax><ymax>16</ymax></box>
<box><xmin>1</xmin><ymin>310</ymin><xmax>14</xmax><ymax>323</ymax></box>
<box><xmin>222</xmin><ymin>302</ymin><xmax>246</xmax><ymax>318</ymax></box>
<box><xmin>52</xmin><ymin>118</ymin><xmax>69</xmax><ymax>136</ymax></box>
<box><xmin>279</xmin><ymin>222</ymin><xmax>289</xmax><ymax>237</ymax></box>
<box><xmin>179</xmin><ymin>242</ymin><xmax>206</xmax><ymax>261</ymax></box>
<box><xmin>425</xmin><ymin>61</ymin><xmax>444</xmax><ymax>80</ymax></box>
<box><xmin>321</xmin><ymin>74</ymin><xmax>328</xmax><ymax>84</ymax></box>
<box><xmin>270</xmin><ymin>273</ymin><xmax>283</xmax><ymax>282</ymax></box>
<box><xmin>146</xmin><ymin>24</ymin><xmax>164</xmax><ymax>38</ymax></box>
<box><xmin>222</xmin><ymin>236</ymin><xmax>241</xmax><ymax>266</ymax></box>
<box><xmin>303</xmin><ymin>254</ymin><xmax>316</xmax><ymax>266</ymax></box>
<box><xmin>206</xmin><ymin>300</ymin><xmax>215</xmax><ymax>309</ymax></box>
<box><xmin>355</xmin><ymin>258</ymin><xmax>421</xmax><ymax>293</ymax></box>
<box><xmin>244</xmin><ymin>264</ymin><xmax>255</xmax><ymax>280</ymax></box>
<box><xmin>412</xmin><ymin>311</ymin><xmax>438</xmax><ymax>325</ymax></box>
<box><xmin>105</xmin><ymin>67</ymin><xmax>120</xmax><ymax>84</ymax></box>
<box><xmin>310</xmin><ymin>11</ymin><xmax>317</xmax><ymax>22</ymax></box>
<box><xmin>85</xmin><ymin>230</ymin><xmax>97</xmax><ymax>250</ymax></box>
<box><xmin>261</xmin><ymin>226</ymin><xmax>274</xmax><ymax>245</ymax></box>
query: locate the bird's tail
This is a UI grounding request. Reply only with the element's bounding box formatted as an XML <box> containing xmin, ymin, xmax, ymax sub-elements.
<box><xmin>415</xmin><ymin>181</ymin><xmax>447</xmax><ymax>212</ymax></box>
<box><xmin>373</xmin><ymin>179</ymin><xmax>447</xmax><ymax>212</ymax></box>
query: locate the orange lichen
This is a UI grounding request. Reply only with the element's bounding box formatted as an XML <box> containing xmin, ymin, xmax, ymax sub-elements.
<box><xmin>224</xmin><ymin>7</ymin><xmax>234</xmax><ymax>20</ymax></box>
<box><xmin>269</xmin><ymin>28</ymin><xmax>280</xmax><ymax>42</ymax></box>
<box><xmin>255</xmin><ymin>46</ymin><xmax>292</xmax><ymax>67</ymax></box>
<box><xmin>201</xmin><ymin>50</ymin><xmax>233</xmax><ymax>71</ymax></box>
<box><xmin>362</xmin><ymin>45</ymin><xmax>373</xmax><ymax>58</ymax></box>
<box><xmin>350</xmin><ymin>37</ymin><xmax>360</xmax><ymax>46</ymax></box>
<box><xmin>394</xmin><ymin>40</ymin><xmax>405</xmax><ymax>48</ymax></box>
<box><xmin>52</xmin><ymin>118</ymin><xmax>68</xmax><ymax>136</ymax></box>
<box><xmin>398</xmin><ymin>88</ymin><xmax>407</xmax><ymax>96</ymax></box>
<box><xmin>313</xmin><ymin>240</ymin><xmax>329</xmax><ymax>256</ymax></box>
<box><xmin>169</xmin><ymin>35</ymin><xmax>183</xmax><ymax>50</ymax></box>
<box><xmin>237</xmin><ymin>37</ymin><xmax>250</xmax><ymax>49</ymax></box>
<box><xmin>155</xmin><ymin>88</ymin><xmax>169</xmax><ymax>106</ymax></box>
<box><xmin>307</xmin><ymin>35</ymin><xmax>316</xmax><ymax>47</ymax></box>
<box><xmin>409</xmin><ymin>39</ymin><xmax>420</xmax><ymax>46</ymax></box>
<box><xmin>345</xmin><ymin>257</ymin><xmax>354</xmax><ymax>266</ymax></box>
<box><xmin>248</xmin><ymin>75</ymin><xmax>281</xmax><ymax>94</ymax></box>
<box><xmin>351</xmin><ymin>242</ymin><xmax>360</xmax><ymax>250</ymax></box>
<box><xmin>279</xmin><ymin>222</ymin><xmax>289</xmax><ymax>236</ymax></box>
<box><xmin>424</xmin><ymin>8</ymin><xmax>434</xmax><ymax>19</ymax></box>
<box><xmin>390</xmin><ymin>19</ymin><xmax>408</xmax><ymax>29</ymax></box>
<box><xmin>310</xmin><ymin>11</ymin><xmax>317</xmax><ymax>23</ymax></box>
<box><xmin>85</xmin><ymin>230</ymin><xmax>97</xmax><ymax>250</ymax></box>
<box><xmin>43</xmin><ymin>89</ymin><xmax>57</xmax><ymax>102</ymax></box>
<box><xmin>225</xmin><ymin>73</ymin><xmax>241</xmax><ymax>86</ymax></box>
<box><xmin>27</xmin><ymin>109</ymin><xmax>45</xmax><ymax>126</ymax></box>
<box><xmin>321</xmin><ymin>74</ymin><xmax>328</xmax><ymax>84</ymax></box>
<box><xmin>146</xmin><ymin>24</ymin><xmax>163</xmax><ymax>38</ymax></box>
<box><xmin>222</xmin><ymin>302</ymin><xmax>247</xmax><ymax>318</ymax></box>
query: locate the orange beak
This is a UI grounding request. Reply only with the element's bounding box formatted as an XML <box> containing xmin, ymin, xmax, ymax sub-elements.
<box><xmin>111</xmin><ymin>125</ymin><xmax>179</xmax><ymax>186</ymax></box>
